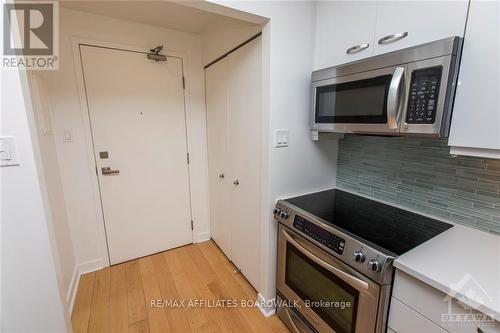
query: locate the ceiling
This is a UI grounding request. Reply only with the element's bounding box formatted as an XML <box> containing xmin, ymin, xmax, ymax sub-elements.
<box><xmin>60</xmin><ymin>0</ymin><xmax>257</xmax><ymax>34</ymax></box>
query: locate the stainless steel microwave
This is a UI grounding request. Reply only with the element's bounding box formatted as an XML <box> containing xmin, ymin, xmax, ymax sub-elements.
<box><xmin>311</xmin><ymin>37</ymin><xmax>463</xmax><ymax>137</ymax></box>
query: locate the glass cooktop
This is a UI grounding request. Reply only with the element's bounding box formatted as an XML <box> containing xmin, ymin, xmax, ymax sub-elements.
<box><xmin>285</xmin><ymin>189</ymin><xmax>453</xmax><ymax>256</ymax></box>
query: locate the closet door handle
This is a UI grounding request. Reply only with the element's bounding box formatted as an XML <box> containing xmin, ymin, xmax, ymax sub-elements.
<box><xmin>346</xmin><ymin>43</ymin><xmax>369</xmax><ymax>54</ymax></box>
<box><xmin>233</xmin><ymin>179</ymin><xmax>239</xmax><ymax>185</ymax></box>
<box><xmin>378</xmin><ymin>32</ymin><xmax>408</xmax><ymax>45</ymax></box>
<box><xmin>218</xmin><ymin>173</ymin><xmax>225</xmax><ymax>179</ymax></box>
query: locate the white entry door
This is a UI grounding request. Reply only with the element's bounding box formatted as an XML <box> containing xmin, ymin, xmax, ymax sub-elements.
<box><xmin>80</xmin><ymin>45</ymin><xmax>192</xmax><ymax>265</ymax></box>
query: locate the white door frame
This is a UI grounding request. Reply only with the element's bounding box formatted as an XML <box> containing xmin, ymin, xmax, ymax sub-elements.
<box><xmin>71</xmin><ymin>37</ymin><xmax>195</xmax><ymax>267</ymax></box>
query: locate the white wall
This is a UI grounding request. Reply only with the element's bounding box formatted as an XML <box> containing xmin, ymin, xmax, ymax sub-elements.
<box><xmin>41</xmin><ymin>8</ymin><xmax>211</xmax><ymax>277</ymax></box>
<box><xmin>1</xmin><ymin>69</ymin><xmax>70</xmax><ymax>332</ymax></box>
<box><xmin>27</xmin><ymin>72</ymin><xmax>77</xmax><ymax>309</ymax></box>
<box><xmin>201</xmin><ymin>24</ymin><xmax>261</xmax><ymax>65</ymax></box>
<box><xmin>200</xmin><ymin>0</ymin><xmax>340</xmax><ymax>303</ymax></box>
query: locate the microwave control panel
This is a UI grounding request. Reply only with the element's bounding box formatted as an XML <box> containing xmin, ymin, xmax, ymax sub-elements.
<box><xmin>406</xmin><ymin>66</ymin><xmax>443</xmax><ymax>124</ymax></box>
<box><xmin>293</xmin><ymin>215</ymin><xmax>345</xmax><ymax>255</ymax></box>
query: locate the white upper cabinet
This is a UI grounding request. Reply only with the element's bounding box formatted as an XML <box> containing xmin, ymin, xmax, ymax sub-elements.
<box><xmin>314</xmin><ymin>1</ymin><xmax>469</xmax><ymax>70</ymax></box>
<box><xmin>448</xmin><ymin>0</ymin><xmax>500</xmax><ymax>158</ymax></box>
<box><xmin>373</xmin><ymin>1</ymin><xmax>469</xmax><ymax>55</ymax></box>
<box><xmin>314</xmin><ymin>1</ymin><xmax>377</xmax><ymax>70</ymax></box>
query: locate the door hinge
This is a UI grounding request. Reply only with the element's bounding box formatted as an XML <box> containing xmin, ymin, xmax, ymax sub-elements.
<box><xmin>190</xmin><ymin>219</ymin><xmax>194</xmax><ymax>230</ymax></box>
<box><xmin>187</xmin><ymin>153</ymin><xmax>190</xmax><ymax>164</ymax></box>
<box><xmin>95</xmin><ymin>166</ymin><xmax>98</xmax><ymax>176</ymax></box>
<box><xmin>182</xmin><ymin>76</ymin><xmax>186</xmax><ymax>90</ymax></box>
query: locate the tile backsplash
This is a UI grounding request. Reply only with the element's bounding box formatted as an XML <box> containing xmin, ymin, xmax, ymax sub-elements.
<box><xmin>337</xmin><ymin>135</ymin><xmax>500</xmax><ymax>234</ymax></box>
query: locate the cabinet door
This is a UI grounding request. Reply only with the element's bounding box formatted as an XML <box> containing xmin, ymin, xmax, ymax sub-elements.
<box><xmin>226</xmin><ymin>37</ymin><xmax>262</xmax><ymax>290</ymax></box>
<box><xmin>373</xmin><ymin>0</ymin><xmax>468</xmax><ymax>55</ymax></box>
<box><xmin>314</xmin><ymin>1</ymin><xmax>377</xmax><ymax>69</ymax></box>
<box><xmin>205</xmin><ymin>58</ymin><xmax>232</xmax><ymax>259</ymax></box>
<box><xmin>389</xmin><ymin>298</ymin><xmax>448</xmax><ymax>333</ymax></box>
<box><xmin>448</xmin><ymin>0</ymin><xmax>500</xmax><ymax>157</ymax></box>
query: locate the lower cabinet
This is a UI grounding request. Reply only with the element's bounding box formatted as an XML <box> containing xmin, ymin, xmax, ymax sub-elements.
<box><xmin>390</xmin><ymin>269</ymin><xmax>500</xmax><ymax>333</ymax></box>
<box><xmin>205</xmin><ymin>36</ymin><xmax>262</xmax><ymax>291</ymax></box>
<box><xmin>388</xmin><ymin>297</ymin><xmax>447</xmax><ymax>333</ymax></box>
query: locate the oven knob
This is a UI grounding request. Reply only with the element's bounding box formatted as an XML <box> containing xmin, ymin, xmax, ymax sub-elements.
<box><xmin>368</xmin><ymin>259</ymin><xmax>382</xmax><ymax>272</ymax></box>
<box><xmin>273</xmin><ymin>208</ymin><xmax>280</xmax><ymax>215</ymax></box>
<box><xmin>352</xmin><ymin>251</ymin><xmax>365</xmax><ymax>263</ymax></box>
<box><xmin>280</xmin><ymin>211</ymin><xmax>289</xmax><ymax>219</ymax></box>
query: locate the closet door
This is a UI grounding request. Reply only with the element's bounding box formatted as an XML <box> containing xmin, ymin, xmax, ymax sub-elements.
<box><xmin>205</xmin><ymin>59</ymin><xmax>232</xmax><ymax>259</ymax></box>
<box><xmin>227</xmin><ymin>37</ymin><xmax>262</xmax><ymax>290</ymax></box>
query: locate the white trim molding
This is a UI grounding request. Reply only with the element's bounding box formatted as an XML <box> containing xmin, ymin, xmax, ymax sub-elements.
<box><xmin>256</xmin><ymin>293</ymin><xmax>276</xmax><ymax>318</ymax></box>
<box><xmin>194</xmin><ymin>231</ymin><xmax>211</xmax><ymax>243</ymax></box>
<box><xmin>67</xmin><ymin>258</ymin><xmax>103</xmax><ymax>314</ymax></box>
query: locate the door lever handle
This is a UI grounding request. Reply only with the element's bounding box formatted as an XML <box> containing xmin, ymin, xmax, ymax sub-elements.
<box><xmin>102</xmin><ymin>167</ymin><xmax>120</xmax><ymax>175</ymax></box>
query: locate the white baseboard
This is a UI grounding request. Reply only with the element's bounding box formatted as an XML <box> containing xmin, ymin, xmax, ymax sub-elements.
<box><xmin>257</xmin><ymin>293</ymin><xmax>276</xmax><ymax>318</ymax></box>
<box><xmin>67</xmin><ymin>258</ymin><xmax>103</xmax><ymax>314</ymax></box>
<box><xmin>67</xmin><ymin>266</ymin><xmax>80</xmax><ymax>315</ymax></box>
<box><xmin>194</xmin><ymin>231</ymin><xmax>211</xmax><ymax>243</ymax></box>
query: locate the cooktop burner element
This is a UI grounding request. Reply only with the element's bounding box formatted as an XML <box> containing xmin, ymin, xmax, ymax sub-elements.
<box><xmin>283</xmin><ymin>189</ymin><xmax>453</xmax><ymax>256</ymax></box>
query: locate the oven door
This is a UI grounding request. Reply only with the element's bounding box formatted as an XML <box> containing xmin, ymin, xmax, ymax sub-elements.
<box><xmin>311</xmin><ymin>65</ymin><xmax>406</xmax><ymax>135</ymax></box>
<box><xmin>277</xmin><ymin>225</ymin><xmax>380</xmax><ymax>333</ymax></box>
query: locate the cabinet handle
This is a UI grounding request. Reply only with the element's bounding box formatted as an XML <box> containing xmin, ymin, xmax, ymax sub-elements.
<box><xmin>378</xmin><ymin>32</ymin><xmax>408</xmax><ymax>45</ymax></box>
<box><xmin>233</xmin><ymin>179</ymin><xmax>239</xmax><ymax>185</ymax></box>
<box><xmin>218</xmin><ymin>173</ymin><xmax>224</xmax><ymax>179</ymax></box>
<box><xmin>346</xmin><ymin>43</ymin><xmax>370</xmax><ymax>54</ymax></box>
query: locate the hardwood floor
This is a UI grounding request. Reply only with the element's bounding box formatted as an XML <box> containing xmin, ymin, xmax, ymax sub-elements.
<box><xmin>71</xmin><ymin>240</ymin><xmax>289</xmax><ymax>333</ymax></box>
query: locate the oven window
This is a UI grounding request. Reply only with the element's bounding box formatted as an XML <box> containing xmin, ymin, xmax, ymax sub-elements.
<box><xmin>315</xmin><ymin>75</ymin><xmax>392</xmax><ymax>124</ymax></box>
<box><xmin>285</xmin><ymin>242</ymin><xmax>359</xmax><ymax>333</ymax></box>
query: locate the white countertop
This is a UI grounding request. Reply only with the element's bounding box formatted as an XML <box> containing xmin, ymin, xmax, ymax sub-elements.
<box><xmin>394</xmin><ymin>224</ymin><xmax>500</xmax><ymax>319</ymax></box>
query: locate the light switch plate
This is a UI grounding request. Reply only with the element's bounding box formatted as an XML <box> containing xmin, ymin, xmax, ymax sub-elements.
<box><xmin>274</xmin><ymin>129</ymin><xmax>289</xmax><ymax>148</ymax></box>
<box><xmin>63</xmin><ymin>129</ymin><xmax>72</xmax><ymax>142</ymax></box>
<box><xmin>0</xmin><ymin>136</ymin><xmax>20</xmax><ymax>167</ymax></box>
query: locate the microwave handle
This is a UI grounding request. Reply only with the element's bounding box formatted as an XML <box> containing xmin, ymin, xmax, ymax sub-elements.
<box><xmin>387</xmin><ymin>67</ymin><xmax>405</xmax><ymax>129</ymax></box>
<box><xmin>282</xmin><ymin>228</ymin><xmax>370</xmax><ymax>291</ymax></box>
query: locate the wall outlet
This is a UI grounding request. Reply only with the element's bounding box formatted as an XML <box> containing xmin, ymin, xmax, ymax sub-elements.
<box><xmin>274</xmin><ymin>129</ymin><xmax>289</xmax><ymax>148</ymax></box>
<box><xmin>0</xmin><ymin>136</ymin><xmax>20</xmax><ymax>167</ymax></box>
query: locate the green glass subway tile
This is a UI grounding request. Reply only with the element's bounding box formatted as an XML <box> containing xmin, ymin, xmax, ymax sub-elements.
<box><xmin>476</xmin><ymin>189</ymin><xmax>500</xmax><ymax>199</ymax></box>
<box><xmin>450</xmin><ymin>213</ymin><xmax>475</xmax><ymax>224</ymax></box>
<box><xmin>337</xmin><ymin>135</ymin><xmax>500</xmax><ymax>233</ymax></box>
<box><xmin>472</xmin><ymin>203</ymin><xmax>500</xmax><ymax>216</ymax></box>
<box><xmin>474</xmin><ymin>217</ymin><xmax>500</xmax><ymax>232</ymax></box>
<box><xmin>402</xmin><ymin>179</ymin><xmax>434</xmax><ymax>190</ymax></box>
<box><xmin>428</xmin><ymin>199</ymin><xmax>449</xmax><ymax>208</ymax></box>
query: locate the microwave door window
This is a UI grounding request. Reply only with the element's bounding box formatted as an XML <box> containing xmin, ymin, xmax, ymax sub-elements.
<box><xmin>315</xmin><ymin>75</ymin><xmax>392</xmax><ymax>124</ymax></box>
<box><xmin>285</xmin><ymin>242</ymin><xmax>359</xmax><ymax>333</ymax></box>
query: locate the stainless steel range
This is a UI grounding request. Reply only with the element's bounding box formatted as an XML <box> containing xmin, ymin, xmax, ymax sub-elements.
<box><xmin>274</xmin><ymin>189</ymin><xmax>452</xmax><ymax>333</ymax></box>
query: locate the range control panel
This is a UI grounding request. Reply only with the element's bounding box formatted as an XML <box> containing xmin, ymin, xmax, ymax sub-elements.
<box><xmin>406</xmin><ymin>66</ymin><xmax>442</xmax><ymax>124</ymax></box>
<box><xmin>293</xmin><ymin>215</ymin><xmax>345</xmax><ymax>255</ymax></box>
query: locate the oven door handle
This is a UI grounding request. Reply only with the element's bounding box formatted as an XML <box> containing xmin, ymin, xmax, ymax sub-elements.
<box><xmin>387</xmin><ymin>66</ymin><xmax>405</xmax><ymax>129</ymax></box>
<box><xmin>282</xmin><ymin>229</ymin><xmax>370</xmax><ymax>291</ymax></box>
